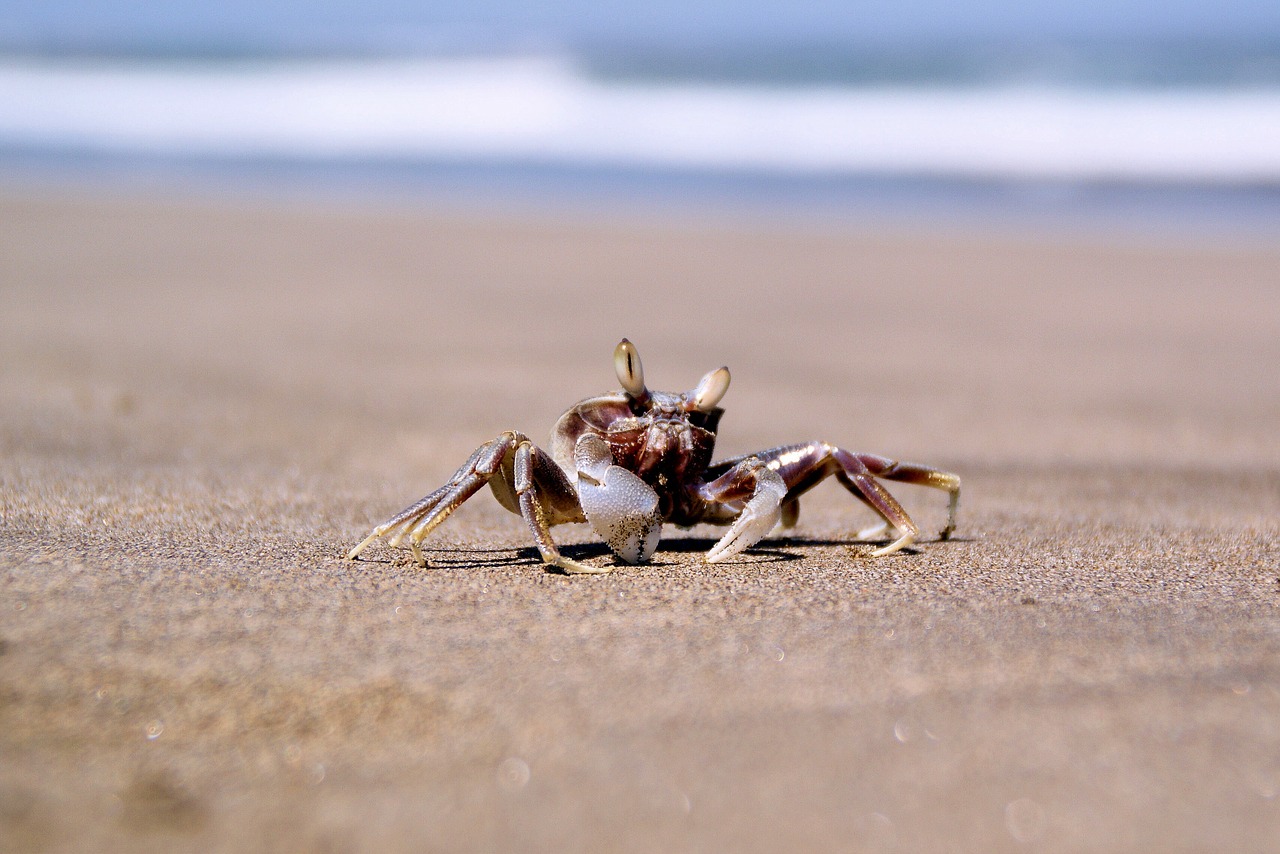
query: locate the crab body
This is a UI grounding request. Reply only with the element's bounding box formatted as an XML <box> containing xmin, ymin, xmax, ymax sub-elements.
<box><xmin>551</xmin><ymin>389</ymin><xmax>721</xmax><ymax>524</ymax></box>
<box><xmin>348</xmin><ymin>340</ymin><xmax>960</xmax><ymax>574</ymax></box>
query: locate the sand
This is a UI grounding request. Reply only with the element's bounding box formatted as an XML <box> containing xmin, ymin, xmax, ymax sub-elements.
<box><xmin>1</xmin><ymin>186</ymin><xmax>1278</xmax><ymax>852</ymax></box>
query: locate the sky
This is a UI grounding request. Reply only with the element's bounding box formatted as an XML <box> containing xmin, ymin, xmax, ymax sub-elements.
<box><xmin>4</xmin><ymin>0</ymin><xmax>1280</xmax><ymax>52</ymax></box>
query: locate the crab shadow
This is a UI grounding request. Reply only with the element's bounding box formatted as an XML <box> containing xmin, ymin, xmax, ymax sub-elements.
<box><xmin>350</xmin><ymin>540</ymin><xmax>801</xmax><ymax>571</ymax></box>
<box><xmin>512</xmin><ymin>533</ymin><xmax>934</xmax><ymax>571</ymax></box>
<box><xmin>522</xmin><ymin>538</ymin><xmax>806</xmax><ymax>569</ymax></box>
<box><xmin>350</xmin><ymin>534</ymin><xmax>963</xmax><ymax>573</ymax></box>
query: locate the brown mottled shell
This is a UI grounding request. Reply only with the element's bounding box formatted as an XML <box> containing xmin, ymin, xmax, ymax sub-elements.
<box><xmin>551</xmin><ymin>391</ymin><xmax>721</xmax><ymax>520</ymax></box>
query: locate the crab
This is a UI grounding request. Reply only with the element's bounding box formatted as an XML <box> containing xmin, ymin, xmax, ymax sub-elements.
<box><xmin>348</xmin><ymin>339</ymin><xmax>960</xmax><ymax>574</ymax></box>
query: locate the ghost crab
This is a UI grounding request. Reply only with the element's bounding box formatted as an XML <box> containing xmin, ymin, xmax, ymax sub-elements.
<box><xmin>348</xmin><ymin>339</ymin><xmax>960</xmax><ymax>574</ymax></box>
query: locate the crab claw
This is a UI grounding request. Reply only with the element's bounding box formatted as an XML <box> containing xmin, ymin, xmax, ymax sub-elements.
<box><xmin>706</xmin><ymin>465</ymin><xmax>787</xmax><ymax>563</ymax></box>
<box><xmin>574</xmin><ymin>434</ymin><xmax>663</xmax><ymax>564</ymax></box>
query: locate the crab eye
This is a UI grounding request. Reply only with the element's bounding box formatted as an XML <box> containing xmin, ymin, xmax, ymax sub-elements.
<box><xmin>613</xmin><ymin>338</ymin><xmax>648</xmax><ymax>399</ymax></box>
<box><xmin>689</xmin><ymin>366</ymin><xmax>730</xmax><ymax>412</ymax></box>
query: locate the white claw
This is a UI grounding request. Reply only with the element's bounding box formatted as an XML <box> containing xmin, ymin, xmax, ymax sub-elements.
<box><xmin>574</xmin><ymin>434</ymin><xmax>663</xmax><ymax>564</ymax></box>
<box><xmin>706</xmin><ymin>467</ymin><xmax>787</xmax><ymax>563</ymax></box>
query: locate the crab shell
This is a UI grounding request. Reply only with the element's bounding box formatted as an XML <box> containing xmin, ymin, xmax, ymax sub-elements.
<box><xmin>546</xmin><ymin>347</ymin><xmax>730</xmax><ymax>563</ymax></box>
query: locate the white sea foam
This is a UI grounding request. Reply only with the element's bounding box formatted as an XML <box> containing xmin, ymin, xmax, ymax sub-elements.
<box><xmin>2</xmin><ymin>55</ymin><xmax>1279</xmax><ymax>183</ymax></box>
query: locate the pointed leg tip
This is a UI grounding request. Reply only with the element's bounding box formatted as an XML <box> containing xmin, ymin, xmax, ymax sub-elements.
<box><xmin>346</xmin><ymin>531</ymin><xmax>382</xmax><ymax>561</ymax></box>
<box><xmin>868</xmin><ymin>533</ymin><xmax>916</xmax><ymax>557</ymax></box>
<box><xmin>551</xmin><ymin>556</ymin><xmax>613</xmax><ymax>575</ymax></box>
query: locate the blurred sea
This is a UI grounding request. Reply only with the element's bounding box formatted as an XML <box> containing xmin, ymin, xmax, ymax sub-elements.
<box><xmin>3</xmin><ymin>9</ymin><xmax>1280</xmax><ymax>234</ymax></box>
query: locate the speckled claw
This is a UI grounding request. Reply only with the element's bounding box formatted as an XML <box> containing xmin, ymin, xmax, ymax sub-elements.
<box><xmin>574</xmin><ymin>434</ymin><xmax>663</xmax><ymax>564</ymax></box>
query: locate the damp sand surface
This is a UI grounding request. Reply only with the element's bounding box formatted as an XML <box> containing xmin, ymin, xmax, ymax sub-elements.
<box><xmin>2</xmin><ymin>188</ymin><xmax>1279</xmax><ymax>851</ymax></box>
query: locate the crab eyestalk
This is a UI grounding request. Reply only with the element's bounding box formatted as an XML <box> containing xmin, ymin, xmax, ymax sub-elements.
<box><xmin>614</xmin><ymin>338</ymin><xmax>650</xmax><ymax>405</ymax></box>
<box><xmin>688</xmin><ymin>366</ymin><xmax>731</xmax><ymax>412</ymax></box>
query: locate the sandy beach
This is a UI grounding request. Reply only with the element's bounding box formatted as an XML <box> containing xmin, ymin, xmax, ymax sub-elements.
<box><xmin>1</xmin><ymin>186</ymin><xmax>1278</xmax><ymax>852</ymax></box>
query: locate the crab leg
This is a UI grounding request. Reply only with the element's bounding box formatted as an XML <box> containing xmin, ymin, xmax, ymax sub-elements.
<box><xmin>346</xmin><ymin>434</ymin><xmax>517</xmax><ymax>565</ymax></box>
<box><xmin>833</xmin><ymin>454</ymin><xmax>921</xmax><ymax>556</ymax></box>
<box><xmin>846</xmin><ymin>453</ymin><xmax>961</xmax><ymax>541</ymax></box>
<box><xmin>512</xmin><ymin>441</ymin><xmax>609</xmax><ymax>575</ymax></box>
<box><xmin>706</xmin><ymin>443</ymin><xmax>960</xmax><ymax>557</ymax></box>
<box><xmin>347</xmin><ymin>432</ymin><xmax>600</xmax><ymax>573</ymax></box>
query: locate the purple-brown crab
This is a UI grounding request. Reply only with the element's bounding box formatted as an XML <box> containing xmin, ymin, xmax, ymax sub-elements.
<box><xmin>348</xmin><ymin>339</ymin><xmax>960</xmax><ymax>574</ymax></box>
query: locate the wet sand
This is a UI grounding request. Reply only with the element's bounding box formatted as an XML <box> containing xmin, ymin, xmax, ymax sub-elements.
<box><xmin>1</xmin><ymin>187</ymin><xmax>1278</xmax><ymax>852</ymax></box>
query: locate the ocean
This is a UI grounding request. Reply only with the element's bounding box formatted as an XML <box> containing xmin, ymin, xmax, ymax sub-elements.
<box><xmin>3</xmin><ymin>5</ymin><xmax>1280</xmax><ymax>234</ymax></box>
